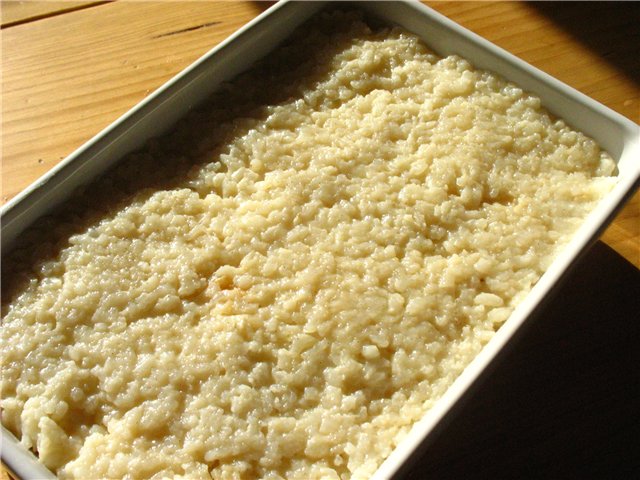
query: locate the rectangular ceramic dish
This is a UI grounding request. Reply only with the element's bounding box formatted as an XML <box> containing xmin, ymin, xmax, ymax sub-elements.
<box><xmin>2</xmin><ymin>1</ymin><xmax>639</xmax><ymax>479</ymax></box>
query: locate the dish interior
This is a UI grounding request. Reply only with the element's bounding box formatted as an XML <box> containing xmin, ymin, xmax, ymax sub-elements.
<box><xmin>2</xmin><ymin>3</ymin><xmax>638</xmax><ymax>480</ymax></box>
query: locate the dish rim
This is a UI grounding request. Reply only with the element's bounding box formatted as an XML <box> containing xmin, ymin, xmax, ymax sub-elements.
<box><xmin>2</xmin><ymin>1</ymin><xmax>639</xmax><ymax>479</ymax></box>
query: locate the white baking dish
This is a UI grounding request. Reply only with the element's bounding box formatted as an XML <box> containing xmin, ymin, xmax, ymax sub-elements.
<box><xmin>2</xmin><ymin>1</ymin><xmax>639</xmax><ymax>479</ymax></box>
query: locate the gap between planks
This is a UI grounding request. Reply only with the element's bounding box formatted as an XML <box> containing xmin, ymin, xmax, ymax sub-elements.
<box><xmin>1</xmin><ymin>1</ymin><xmax>112</xmax><ymax>29</ymax></box>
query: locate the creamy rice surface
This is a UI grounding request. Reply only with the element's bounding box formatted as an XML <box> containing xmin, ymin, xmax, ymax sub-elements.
<box><xmin>1</xmin><ymin>11</ymin><xmax>615</xmax><ymax>480</ymax></box>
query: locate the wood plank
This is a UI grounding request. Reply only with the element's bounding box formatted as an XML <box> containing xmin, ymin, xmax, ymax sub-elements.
<box><xmin>0</xmin><ymin>1</ymin><xmax>105</xmax><ymax>28</ymax></box>
<box><xmin>0</xmin><ymin>5</ymin><xmax>638</xmax><ymax>479</ymax></box>
<box><xmin>424</xmin><ymin>1</ymin><xmax>639</xmax><ymax>266</ymax></box>
<box><xmin>601</xmin><ymin>190</ymin><xmax>640</xmax><ymax>267</ymax></box>
<box><xmin>0</xmin><ymin>1</ymin><xmax>637</xmax><ymax>268</ymax></box>
<box><xmin>429</xmin><ymin>1</ymin><xmax>638</xmax><ymax>122</ymax></box>
<box><xmin>1</xmin><ymin>0</ymin><xmax>265</xmax><ymax>202</ymax></box>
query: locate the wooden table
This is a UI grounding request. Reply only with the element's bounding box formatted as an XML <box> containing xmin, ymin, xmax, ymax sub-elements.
<box><xmin>2</xmin><ymin>1</ymin><xmax>638</xmax><ymax>268</ymax></box>
<box><xmin>2</xmin><ymin>2</ymin><xmax>638</xmax><ymax>479</ymax></box>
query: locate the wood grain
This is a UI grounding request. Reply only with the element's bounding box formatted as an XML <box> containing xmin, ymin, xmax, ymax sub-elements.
<box><xmin>1</xmin><ymin>0</ymin><xmax>264</xmax><ymax>202</ymax></box>
<box><xmin>0</xmin><ymin>3</ymin><xmax>638</xmax><ymax>478</ymax></box>
<box><xmin>427</xmin><ymin>1</ymin><xmax>640</xmax><ymax>266</ymax></box>
<box><xmin>0</xmin><ymin>1</ymin><xmax>104</xmax><ymax>27</ymax></box>
<box><xmin>1</xmin><ymin>1</ymin><xmax>637</xmax><ymax>268</ymax></box>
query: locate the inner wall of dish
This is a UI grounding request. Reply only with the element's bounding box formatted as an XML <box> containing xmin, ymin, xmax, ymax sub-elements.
<box><xmin>2</xmin><ymin>2</ymin><xmax>636</xmax><ymax>480</ymax></box>
<box><xmin>2</xmin><ymin>0</ymin><xmax>633</xmax><ymax>257</ymax></box>
<box><xmin>360</xmin><ymin>1</ymin><xmax>632</xmax><ymax>162</ymax></box>
<box><xmin>0</xmin><ymin>2</ymin><xmax>326</xmax><ymax>254</ymax></box>
<box><xmin>3</xmin><ymin>3</ymin><xmax>611</xmax><ymax>480</ymax></box>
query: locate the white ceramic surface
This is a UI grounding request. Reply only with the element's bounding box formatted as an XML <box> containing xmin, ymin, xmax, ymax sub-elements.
<box><xmin>2</xmin><ymin>1</ymin><xmax>638</xmax><ymax>479</ymax></box>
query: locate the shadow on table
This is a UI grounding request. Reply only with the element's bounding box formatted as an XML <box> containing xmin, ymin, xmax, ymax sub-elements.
<box><xmin>250</xmin><ymin>1</ymin><xmax>277</xmax><ymax>14</ymax></box>
<box><xmin>527</xmin><ymin>1</ymin><xmax>640</xmax><ymax>86</ymax></box>
<box><xmin>398</xmin><ymin>241</ymin><xmax>640</xmax><ymax>479</ymax></box>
